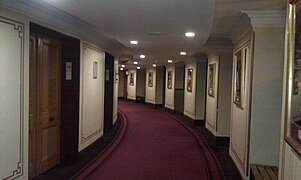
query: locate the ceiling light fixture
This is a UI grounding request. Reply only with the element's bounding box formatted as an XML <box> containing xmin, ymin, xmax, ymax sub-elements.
<box><xmin>140</xmin><ymin>55</ymin><xmax>146</xmax><ymax>59</ymax></box>
<box><xmin>121</xmin><ymin>64</ymin><xmax>125</xmax><ymax>68</ymax></box>
<box><xmin>120</xmin><ymin>67</ymin><xmax>124</xmax><ymax>71</ymax></box>
<box><xmin>180</xmin><ymin>52</ymin><xmax>187</xmax><ymax>55</ymax></box>
<box><xmin>130</xmin><ymin>40</ymin><xmax>138</xmax><ymax>45</ymax></box>
<box><xmin>137</xmin><ymin>66</ymin><xmax>141</xmax><ymax>69</ymax></box>
<box><xmin>185</xmin><ymin>32</ymin><xmax>195</xmax><ymax>37</ymax></box>
<box><xmin>153</xmin><ymin>64</ymin><xmax>157</xmax><ymax>67</ymax></box>
<box><xmin>133</xmin><ymin>61</ymin><xmax>138</xmax><ymax>65</ymax></box>
<box><xmin>168</xmin><ymin>60</ymin><xmax>173</xmax><ymax>63</ymax></box>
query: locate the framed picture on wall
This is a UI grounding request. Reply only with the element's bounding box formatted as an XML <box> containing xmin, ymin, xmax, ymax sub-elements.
<box><xmin>208</xmin><ymin>63</ymin><xmax>216</xmax><ymax>97</ymax></box>
<box><xmin>167</xmin><ymin>71</ymin><xmax>172</xmax><ymax>89</ymax></box>
<box><xmin>233</xmin><ymin>49</ymin><xmax>245</xmax><ymax>108</ymax></box>
<box><xmin>93</xmin><ymin>61</ymin><xmax>98</xmax><ymax>79</ymax></box>
<box><xmin>187</xmin><ymin>69</ymin><xmax>193</xmax><ymax>92</ymax></box>
<box><xmin>129</xmin><ymin>72</ymin><xmax>134</xmax><ymax>86</ymax></box>
<box><xmin>148</xmin><ymin>72</ymin><xmax>153</xmax><ymax>87</ymax></box>
<box><xmin>284</xmin><ymin>0</ymin><xmax>301</xmax><ymax>156</ymax></box>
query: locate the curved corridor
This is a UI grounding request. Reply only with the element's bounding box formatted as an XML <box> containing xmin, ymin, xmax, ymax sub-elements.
<box><xmin>75</xmin><ymin>101</ymin><xmax>231</xmax><ymax>180</ymax></box>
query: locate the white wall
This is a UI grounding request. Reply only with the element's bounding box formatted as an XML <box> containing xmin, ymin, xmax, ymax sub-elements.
<box><xmin>0</xmin><ymin>9</ymin><xmax>29</xmax><ymax>180</ymax></box>
<box><xmin>229</xmin><ymin>31</ymin><xmax>253</xmax><ymax>177</ymax></box>
<box><xmin>206</xmin><ymin>56</ymin><xmax>219</xmax><ymax>135</ymax></box>
<box><xmin>184</xmin><ymin>63</ymin><xmax>197</xmax><ymax>119</ymax></box>
<box><xmin>127</xmin><ymin>69</ymin><xmax>137</xmax><ymax>100</ymax></box>
<box><xmin>145</xmin><ymin>68</ymin><xmax>156</xmax><ymax>104</ymax></box>
<box><xmin>79</xmin><ymin>43</ymin><xmax>105</xmax><ymax>151</ymax></box>
<box><xmin>113</xmin><ymin>59</ymin><xmax>118</xmax><ymax>124</ymax></box>
<box><xmin>165</xmin><ymin>66</ymin><xmax>175</xmax><ymax>110</ymax></box>
<box><xmin>206</xmin><ymin>50</ymin><xmax>233</xmax><ymax>137</ymax></box>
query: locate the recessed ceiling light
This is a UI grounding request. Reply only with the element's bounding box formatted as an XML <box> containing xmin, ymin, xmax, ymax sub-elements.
<box><xmin>168</xmin><ymin>60</ymin><xmax>173</xmax><ymax>63</ymax></box>
<box><xmin>121</xmin><ymin>64</ymin><xmax>125</xmax><ymax>68</ymax></box>
<box><xmin>133</xmin><ymin>61</ymin><xmax>138</xmax><ymax>65</ymax></box>
<box><xmin>137</xmin><ymin>66</ymin><xmax>141</xmax><ymax>69</ymax></box>
<box><xmin>180</xmin><ymin>52</ymin><xmax>187</xmax><ymax>55</ymax></box>
<box><xmin>130</xmin><ymin>40</ymin><xmax>138</xmax><ymax>45</ymax></box>
<box><xmin>153</xmin><ymin>64</ymin><xmax>157</xmax><ymax>67</ymax></box>
<box><xmin>140</xmin><ymin>55</ymin><xmax>146</xmax><ymax>59</ymax></box>
<box><xmin>120</xmin><ymin>67</ymin><xmax>124</xmax><ymax>71</ymax></box>
<box><xmin>185</xmin><ymin>32</ymin><xmax>195</xmax><ymax>37</ymax></box>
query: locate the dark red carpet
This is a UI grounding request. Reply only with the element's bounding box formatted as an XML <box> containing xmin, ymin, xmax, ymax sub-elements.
<box><xmin>75</xmin><ymin>101</ymin><xmax>226</xmax><ymax>180</ymax></box>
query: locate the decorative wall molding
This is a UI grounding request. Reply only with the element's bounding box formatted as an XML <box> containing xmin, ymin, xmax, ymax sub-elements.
<box><xmin>244</xmin><ymin>11</ymin><xmax>286</xmax><ymax>28</ymax></box>
<box><xmin>80</xmin><ymin>43</ymin><xmax>104</xmax><ymax>145</ymax></box>
<box><xmin>0</xmin><ymin>16</ymin><xmax>24</xmax><ymax>180</ymax></box>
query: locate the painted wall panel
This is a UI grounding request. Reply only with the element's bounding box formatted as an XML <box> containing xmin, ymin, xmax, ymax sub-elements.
<box><xmin>165</xmin><ymin>66</ymin><xmax>175</xmax><ymax>110</ymax></box>
<box><xmin>79</xmin><ymin>43</ymin><xmax>105</xmax><ymax>151</ymax></box>
<box><xmin>113</xmin><ymin>59</ymin><xmax>118</xmax><ymax>124</ymax></box>
<box><xmin>184</xmin><ymin>63</ymin><xmax>197</xmax><ymax>119</ymax></box>
<box><xmin>145</xmin><ymin>68</ymin><xmax>156</xmax><ymax>104</ymax></box>
<box><xmin>127</xmin><ymin>69</ymin><xmax>136</xmax><ymax>100</ymax></box>
<box><xmin>229</xmin><ymin>31</ymin><xmax>253</xmax><ymax>177</ymax></box>
<box><xmin>0</xmin><ymin>12</ymin><xmax>29</xmax><ymax>179</ymax></box>
<box><xmin>206</xmin><ymin>56</ymin><xmax>219</xmax><ymax>135</ymax></box>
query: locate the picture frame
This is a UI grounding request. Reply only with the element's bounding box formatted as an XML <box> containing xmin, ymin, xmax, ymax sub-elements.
<box><xmin>167</xmin><ymin>71</ymin><xmax>172</xmax><ymax>89</ymax></box>
<box><xmin>93</xmin><ymin>61</ymin><xmax>98</xmax><ymax>79</ymax></box>
<box><xmin>233</xmin><ymin>49</ymin><xmax>245</xmax><ymax>109</ymax></box>
<box><xmin>284</xmin><ymin>0</ymin><xmax>301</xmax><ymax>156</ymax></box>
<box><xmin>208</xmin><ymin>63</ymin><xmax>216</xmax><ymax>97</ymax></box>
<box><xmin>148</xmin><ymin>72</ymin><xmax>153</xmax><ymax>87</ymax></box>
<box><xmin>129</xmin><ymin>72</ymin><xmax>134</xmax><ymax>86</ymax></box>
<box><xmin>187</xmin><ymin>69</ymin><xmax>193</xmax><ymax>93</ymax></box>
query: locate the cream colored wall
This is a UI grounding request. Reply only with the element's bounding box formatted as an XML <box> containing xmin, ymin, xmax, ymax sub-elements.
<box><xmin>136</xmin><ymin>68</ymin><xmax>146</xmax><ymax>97</ymax></box>
<box><xmin>184</xmin><ymin>63</ymin><xmax>197</xmax><ymax>119</ymax></box>
<box><xmin>216</xmin><ymin>52</ymin><xmax>233</xmax><ymax>137</ymax></box>
<box><xmin>113</xmin><ymin>59</ymin><xmax>118</xmax><ymax>124</ymax></box>
<box><xmin>229</xmin><ymin>31</ymin><xmax>253</xmax><ymax>177</ymax></box>
<box><xmin>281</xmin><ymin>143</ymin><xmax>301</xmax><ymax>180</ymax></box>
<box><xmin>249</xmin><ymin>27</ymin><xmax>284</xmax><ymax>166</ymax></box>
<box><xmin>127</xmin><ymin>69</ymin><xmax>137</xmax><ymax>100</ymax></box>
<box><xmin>0</xmin><ymin>8</ymin><xmax>29</xmax><ymax>179</ymax></box>
<box><xmin>155</xmin><ymin>66</ymin><xmax>165</xmax><ymax>105</ymax></box>
<box><xmin>118</xmin><ymin>70</ymin><xmax>125</xmax><ymax>98</ymax></box>
<box><xmin>206</xmin><ymin>56</ymin><xmax>219</xmax><ymax>135</ymax></box>
<box><xmin>145</xmin><ymin>68</ymin><xmax>156</xmax><ymax>104</ymax></box>
<box><xmin>195</xmin><ymin>60</ymin><xmax>207</xmax><ymax>121</ymax></box>
<box><xmin>165</xmin><ymin>66</ymin><xmax>175</xmax><ymax>110</ymax></box>
<box><xmin>79</xmin><ymin>43</ymin><xmax>105</xmax><ymax>151</ymax></box>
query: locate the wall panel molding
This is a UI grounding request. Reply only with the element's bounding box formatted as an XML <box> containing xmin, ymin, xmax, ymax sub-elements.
<box><xmin>0</xmin><ymin>16</ymin><xmax>24</xmax><ymax>180</ymax></box>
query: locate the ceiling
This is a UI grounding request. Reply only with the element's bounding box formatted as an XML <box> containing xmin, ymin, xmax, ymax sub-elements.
<box><xmin>1</xmin><ymin>0</ymin><xmax>286</xmax><ymax>69</ymax></box>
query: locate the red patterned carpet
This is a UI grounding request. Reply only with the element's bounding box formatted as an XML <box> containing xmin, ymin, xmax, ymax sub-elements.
<box><xmin>75</xmin><ymin>100</ymin><xmax>227</xmax><ymax>179</ymax></box>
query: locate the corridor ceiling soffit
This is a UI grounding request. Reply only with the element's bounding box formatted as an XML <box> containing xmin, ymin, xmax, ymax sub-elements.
<box><xmin>37</xmin><ymin>0</ymin><xmax>216</xmax><ymax>67</ymax></box>
<box><xmin>0</xmin><ymin>0</ymin><xmax>130</xmax><ymax>56</ymax></box>
<box><xmin>202</xmin><ymin>0</ymin><xmax>286</xmax><ymax>51</ymax></box>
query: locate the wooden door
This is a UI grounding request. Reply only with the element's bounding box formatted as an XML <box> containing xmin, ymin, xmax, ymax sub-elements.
<box><xmin>29</xmin><ymin>34</ymin><xmax>61</xmax><ymax>178</ymax></box>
